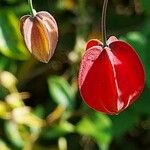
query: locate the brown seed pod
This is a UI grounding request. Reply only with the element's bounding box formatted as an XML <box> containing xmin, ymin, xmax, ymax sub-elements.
<box><xmin>20</xmin><ymin>11</ymin><xmax>58</xmax><ymax>63</ymax></box>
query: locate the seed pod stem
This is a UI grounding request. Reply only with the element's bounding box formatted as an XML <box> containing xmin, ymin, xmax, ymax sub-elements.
<box><xmin>28</xmin><ymin>0</ymin><xmax>36</xmax><ymax>17</ymax></box>
<box><xmin>101</xmin><ymin>0</ymin><xmax>108</xmax><ymax>47</ymax></box>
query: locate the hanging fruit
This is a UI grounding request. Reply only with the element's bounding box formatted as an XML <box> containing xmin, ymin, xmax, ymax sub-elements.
<box><xmin>78</xmin><ymin>0</ymin><xmax>145</xmax><ymax>115</ymax></box>
<box><xmin>20</xmin><ymin>0</ymin><xmax>58</xmax><ymax>63</ymax></box>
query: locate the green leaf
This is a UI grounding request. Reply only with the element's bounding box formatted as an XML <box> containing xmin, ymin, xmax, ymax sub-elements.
<box><xmin>142</xmin><ymin>20</ymin><xmax>150</xmax><ymax>36</ymax></box>
<box><xmin>4</xmin><ymin>121</ymin><xmax>24</xmax><ymax>148</ymax></box>
<box><xmin>41</xmin><ymin>121</ymin><xmax>74</xmax><ymax>140</ymax></box>
<box><xmin>140</xmin><ymin>21</ymin><xmax>150</xmax><ymax>88</ymax></box>
<box><xmin>5</xmin><ymin>0</ymin><xmax>17</xmax><ymax>4</ymax></box>
<box><xmin>47</xmin><ymin>76</ymin><xmax>74</xmax><ymax>109</ymax></box>
<box><xmin>0</xmin><ymin>55</ymin><xmax>18</xmax><ymax>73</ymax></box>
<box><xmin>110</xmin><ymin>109</ymin><xmax>139</xmax><ymax>137</ymax></box>
<box><xmin>0</xmin><ymin>10</ymin><xmax>30</xmax><ymax>60</ymax></box>
<box><xmin>77</xmin><ymin>112</ymin><xmax>112</xmax><ymax>150</ymax></box>
<box><xmin>0</xmin><ymin>55</ymin><xmax>10</xmax><ymax>71</ymax></box>
<box><xmin>0</xmin><ymin>139</ymin><xmax>10</xmax><ymax>150</ymax></box>
<box><xmin>133</xmin><ymin>84</ymin><xmax>150</xmax><ymax>114</ymax></box>
<box><xmin>139</xmin><ymin>0</ymin><xmax>150</xmax><ymax>14</ymax></box>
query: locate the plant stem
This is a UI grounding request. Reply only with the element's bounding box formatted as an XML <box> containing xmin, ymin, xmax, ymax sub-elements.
<box><xmin>101</xmin><ymin>0</ymin><xmax>108</xmax><ymax>46</ymax></box>
<box><xmin>28</xmin><ymin>0</ymin><xmax>35</xmax><ymax>16</ymax></box>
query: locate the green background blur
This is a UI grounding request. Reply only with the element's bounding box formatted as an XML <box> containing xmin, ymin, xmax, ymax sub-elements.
<box><xmin>0</xmin><ymin>0</ymin><xmax>150</xmax><ymax>149</ymax></box>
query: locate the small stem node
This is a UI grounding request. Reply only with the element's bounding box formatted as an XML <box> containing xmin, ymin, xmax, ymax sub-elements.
<box><xmin>28</xmin><ymin>0</ymin><xmax>36</xmax><ymax>17</ymax></box>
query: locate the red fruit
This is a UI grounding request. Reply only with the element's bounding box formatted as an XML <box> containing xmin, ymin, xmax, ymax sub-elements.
<box><xmin>78</xmin><ymin>36</ymin><xmax>145</xmax><ymax>115</ymax></box>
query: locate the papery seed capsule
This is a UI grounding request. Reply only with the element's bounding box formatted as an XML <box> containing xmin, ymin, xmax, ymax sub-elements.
<box><xmin>78</xmin><ymin>36</ymin><xmax>145</xmax><ymax>115</ymax></box>
<box><xmin>20</xmin><ymin>11</ymin><xmax>58</xmax><ymax>63</ymax></box>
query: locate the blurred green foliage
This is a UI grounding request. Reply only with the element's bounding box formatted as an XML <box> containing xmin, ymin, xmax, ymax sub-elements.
<box><xmin>0</xmin><ymin>0</ymin><xmax>150</xmax><ymax>150</ymax></box>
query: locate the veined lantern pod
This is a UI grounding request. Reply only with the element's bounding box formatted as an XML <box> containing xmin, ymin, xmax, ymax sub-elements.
<box><xmin>78</xmin><ymin>0</ymin><xmax>145</xmax><ymax>115</ymax></box>
<box><xmin>78</xmin><ymin>36</ymin><xmax>145</xmax><ymax>115</ymax></box>
<box><xmin>20</xmin><ymin>11</ymin><xmax>58</xmax><ymax>63</ymax></box>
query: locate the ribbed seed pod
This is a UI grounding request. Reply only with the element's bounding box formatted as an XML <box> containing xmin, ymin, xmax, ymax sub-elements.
<box><xmin>20</xmin><ymin>11</ymin><xmax>58</xmax><ymax>63</ymax></box>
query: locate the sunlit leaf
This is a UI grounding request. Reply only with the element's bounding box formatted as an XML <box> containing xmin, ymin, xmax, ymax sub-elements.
<box><xmin>0</xmin><ymin>10</ymin><xmax>30</xmax><ymax>60</ymax></box>
<box><xmin>5</xmin><ymin>121</ymin><xmax>24</xmax><ymax>148</ymax></box>
<box><xmin>77</xmin><ymin>112</ymin><xmax>112</xmax><ymax>150</ymax></box>
<box><xmin>0</xmin><ymin>101</ymin><xmax>9</xmax><ymax>119</ymax></box>
<box><xmin>48</xmin><ymin>76</ymin><xmax>75</xmax><ymax>109</ymax></box>
<box><xmin>12</xmin><ymin>107</ymin><xmax>44</xmax><ymax>128</ymax></box>
<box><xmin>41</xmin><ymin>121</ymin><xmax>74</xmax><ymax>140</ymax></box>
<box><xmin>0</xmin><ymin>139</ymin><xmax>10</xmax><ymax>150</ymax></box>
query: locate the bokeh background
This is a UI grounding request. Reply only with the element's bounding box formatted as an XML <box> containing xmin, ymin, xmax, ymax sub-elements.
<box><xmin>0</xmin><ymin>0</ymin><xmax>150</xmax><ymax>149</ymax></box>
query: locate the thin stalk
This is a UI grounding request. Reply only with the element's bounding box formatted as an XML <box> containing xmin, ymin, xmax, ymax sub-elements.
<box><xmin>28</xmin><ymin>0</ymin><xmax>36</xmax><ymax>16</ymax></box>
<box><xmin>101</xmin><ymin>0</ymin><xmax>108</xmax><ymax>46</ymax></box>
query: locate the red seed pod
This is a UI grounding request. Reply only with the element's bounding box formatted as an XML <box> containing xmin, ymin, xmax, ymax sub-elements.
<box><xmin>78</xmin><ymin>36</ymin><xmax>145</xmax><ymax>115</ymax></box>
<box><xmin>20</xmin><ymin>11</ymin><xmax>58</xmax><ymax>63</ymax></box>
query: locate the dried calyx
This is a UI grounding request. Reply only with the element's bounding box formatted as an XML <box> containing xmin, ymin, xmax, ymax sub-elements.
<box><xmin>20</xmin><ymin>0</ymin><xmax>58</xmax><ymax>63</ymax></box>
